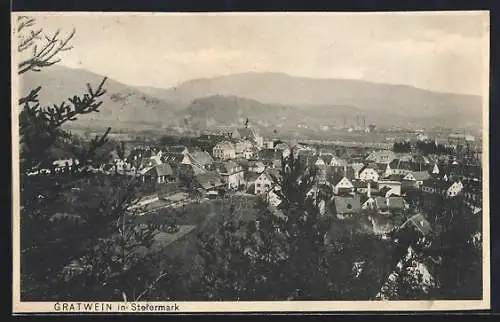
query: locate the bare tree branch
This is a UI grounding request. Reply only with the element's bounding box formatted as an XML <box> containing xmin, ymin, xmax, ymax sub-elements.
<box><xmin>17</xmin><ymin>16</ymin><xmax>76</xmax><ymax>75</ymax></box>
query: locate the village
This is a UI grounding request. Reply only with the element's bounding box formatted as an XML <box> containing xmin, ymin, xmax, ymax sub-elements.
<box><xmin>44</xmin><ymin>121</ymin><xmax>482</xmax><ymax>241</ymax></box>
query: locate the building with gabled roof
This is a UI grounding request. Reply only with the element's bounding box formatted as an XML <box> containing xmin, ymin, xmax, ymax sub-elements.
<box><xmin>182</xmin><ymin>150</ymin><xmax>214</xmax><ymax>170</ymax></box>
<box><xmin>366</xmin><ymin>150</ymin><xmax>396</xmax><ymax>164</ymax></box>
<box><xmin>404</xmin><ymin>170</ymin><xmax>431</xmax><ymax>184</ymax></box>
<box><xmin>254</xmin><ymin>168</ymin><xmax>281</xmax><ymax>195</ymax></box>
<box><xmin>212</xmin><ymin>160</ymin><xmax>245</xmax><ymax>190</ymax></box>
<box><xmin>330</xmin><ymin>195</ymin><xmax>362</xmax><ymax>219</ymax></box>
<box><xmin>194</xmin><ymin>171</ymin><xmax>225</xmax><ymax>194</ymax></box>
<box><xmin>213</xmin><ymin>140</ymin><xmax>236</xmax><ymax>161</ymax></box>
<box><xmin>359</xmin><ymin>165</ymin><xmax>380</xmax><ymax>182</ymax></box>
<box><xmin>374</xmin><ymin>196</ymin><xmax>407</xmax><ymax>214</ymax></box>
<box><xmin>377</xmin><ymin>179</ymin><xmax>402</xmax><ymax>197</ymax></box>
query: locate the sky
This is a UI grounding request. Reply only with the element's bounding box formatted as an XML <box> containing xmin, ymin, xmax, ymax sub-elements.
<box><xmin>16</xmin><ymin>12</ymin><xmax>489</xmax><ymax>96</ymax></box>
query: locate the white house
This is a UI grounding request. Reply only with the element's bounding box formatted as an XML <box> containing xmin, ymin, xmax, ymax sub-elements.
<box><xmin>404</xmin><ymin>171</ymin><xmax>431</xmax><ymax>187</ymax></box>
<box><xmin>213</xmin><ymin>141</ymin><xmax>236</xmax><ymax>160</ymax></box>
<box><xmin>329</xmin><ymin>157</ymin><xmax>348</xmax><ymax>168</ymax></box>
<box><xmin>446</xmin><ymin>181</ymin><xmax>464</xmax><ymax>198</ymax></box>
<box><xmin>255</xmin><ymin>171</ymin><xmax>275</xmax><ymax>195</ymax></box>
<box><xmin>359</xmin><ymin>167</ymin><xmax>379</xmax><ymax>182</ymax></box>
<box><xmin>378</xmin><ymin>180</ymin><xmax>402</xmax><ymax>197</ymax></box>
<box><xmin>267</xmin><ymin>189</ymin><xmax>283</xmax><ymax>207</ymax></box>
<box><xmin>213</xmin><ymin>161</ymin><xmax>245</xmax><ymax>190</ymax></box>
<box><xmin>314</xmin><ymin>157</ymin><xmax>326</xmax><ymax>166</ymax></box>
<box><xmin>234</xmin><ymin>139</ymin><xmax>253</xmax><ymax>156</ymax></box>
<box><xmin>243</xmin><ymin>147</ymin><xmax>257</xmax><ymax>160</ymax></box>
<box><xmin>366</xmin><ymin>150</ymin><xmax>396</xmax><ymax>164</ymax></box>
<box><xmin>53</xmin><ymin>159</ymin><xmax>80</xmax><ymax>173</ymax></box>
<box><xmin>333</xmin><ymin>177</ymin><xmax>354</xmax><ymax>195</ymax></box>
<box><xmin>432</xmin><ymin>163</ymin><xmax>440</xmax><ymax>175</ymax></box>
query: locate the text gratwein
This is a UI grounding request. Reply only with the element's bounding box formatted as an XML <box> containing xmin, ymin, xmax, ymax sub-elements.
<box><xmin>53</xmin><ymin>302</ymin><xmax>181</xmax><ymax>312</ymax></box>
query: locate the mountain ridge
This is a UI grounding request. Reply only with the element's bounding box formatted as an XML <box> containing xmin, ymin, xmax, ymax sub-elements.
<box><xmin>19</xmin><ymin>65</ymin><xmax>483</xmax><ymax>132</ymax></box>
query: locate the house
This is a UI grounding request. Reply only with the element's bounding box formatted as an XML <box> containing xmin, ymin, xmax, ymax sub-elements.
<box><xmin>244</xmin><ymin>171</ymin><xmax>262</xmax><ymax>193</ymax></box>
<box><xmin>140</xmin><ymin>163</ymin><xmax>175</xmax><ymax>184</ymax></box>
<box><xmin>243</xmin><ymin>146</ymin><xmax>258</xmax><ymax>160</ymax></box>
<box><xmin>248</xmin><ymin>160</ymin><xmax>266</xmax><ymax>173</ymax></box>
<box><xmin>366</xmin><ymin>150</ymin><xmax>396</xmax><ymax>164</ymax></box>
<box><xmin>421</xmin><ymin>178</ymin><xmax>452</xmax><ymax>195</ymax></box>
<box><xmin>333</xmin><ymin>177</ymin><xmax>354</xmax><ymax>195</ymax></box>
<box><xmin>53</xmin><ymin>159</ymin><xmax>80</xmax><ymax>173</ymax></box>
<box><xmin>254</xmin><ymin>168</ymin><xmax>281</xmax><ymax>195</ymax></box>
<box><xmin>361</xmin><ymin>196</ymin><xmax>377</xmax><ymax>211</ymax></box>
<box><xmin>446</xmin><ymin>181</ymin><xmax>464</xmax><ymax>198</ymax></box>
<box><xmin>267</xmin><ymin>189</ymin><xmax>283</xmax><ymax>208</ymax></box>
<box><xmin>374</xmin><ymin>196</ymin><xmax>408</xmax><ymax>214</ymax></box>
<box><xmin>254</xmin><ymin>171</ymin><xmax>274</xmax><ymax>195</ymax></box>
<box><xmin>329</xmin><ymin>156</ymin><xmax>348</xmax><ymax>168</ymax></box>
<box><xmin>258</xmin><ymin>149</ymin><xmax>283</xmax><ymax>168</ymax></box>
<box><xmin>359</xmin><ymin>165</ymin><xmax>380</xmax><ymax>182</ymax></box>
<box><xmin>212</xmin><ymin>160</ymin><xmax>246</xmax><ymax>190</ymax></box>
<box><xmin>182</xmin><ymin>150</ymin><xmax>214</xmax><ymax>170</ymax></box>
<box><xmin>213</xmin><ymin>141</ymin><xmax>236</xmax><ymax>160</ymax></box>
<box><xmin>193</xmin><ymin>171</ymin><xmax>225</xmax><ymax>196</ymax></box>
<box><xmin>306</xmin><ymin>184</ymin><xmax>333</xmax><ymax>200</ymax></box>
<box><xmin>313</xmin><ymin>155</ymin><xmax>327</xmax><ymax>167</ymax></box>
<box><xmin>331</xmin><ymin>195</ymin><xmax>362</xmax><ymax>219</ymax></box>
<box><xmin>352</xmin><ymin>180</ymin><xmax>373</xmax><ymax>194</ymax></box>
<box><xmin>377</xmin><ymin>179</ymin><xmax>402</xmax><ymax>197</ymax></box>
<box><xmin>404</xmin><ymin>171</ymin><xmax>431</xmax><ymax>187</ymax></box>
<box><xmin>234</xmin><ymin>139</ymin><xmax>254</xmax><ymax>156</ymax></box>
<box><xmin>388</xmin><ymin>158</ymin><xmax>414</xmax><ymax>175</ymax></box>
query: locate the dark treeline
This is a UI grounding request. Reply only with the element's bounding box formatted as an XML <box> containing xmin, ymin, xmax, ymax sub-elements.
<box><xmin>393</xmin><ymin>140</ymin><xmax>455</xmax><ymax>156</ymax></box>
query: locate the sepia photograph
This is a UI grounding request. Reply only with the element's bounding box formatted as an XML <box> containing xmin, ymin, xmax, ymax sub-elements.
<box><xmin>12</xmin><ymin>11</ymin><xmax>490</xmax><ymax>313</ymax></box>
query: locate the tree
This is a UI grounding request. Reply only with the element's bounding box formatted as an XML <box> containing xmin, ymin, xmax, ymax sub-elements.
<box><xmin>192</xmin><ymin>151</ymin><xmax>396</xmax><ymax>300</ymax></box>
<box><xmin>429</xmin><ymin>196</ymin><xmax>482</xmax><ymax>299</ymax></box>
<box><xmin>393</xmin><ymin>141</ymin><xmax>411</xmax><ymax>153</ymax></box>
<box><xmin>17</xmin><ymin>16</ymin><xmax>169</xmax><ymax>301</ymax></box>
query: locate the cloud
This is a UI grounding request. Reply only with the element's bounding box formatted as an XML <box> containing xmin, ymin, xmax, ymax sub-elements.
<box><xmin>29</xmin><ymin>12</ymin><xmax>489</xmax><ymax>95</ymax></box>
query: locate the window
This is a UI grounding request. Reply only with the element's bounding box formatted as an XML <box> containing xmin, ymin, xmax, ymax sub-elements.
<box><xmin>256</xmin><ymin>183</ymin><xmax>261</xmax><ymax>188</ymax></box>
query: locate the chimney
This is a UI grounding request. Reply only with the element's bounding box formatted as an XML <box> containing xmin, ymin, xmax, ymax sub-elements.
<box><xmin>367</xmin><ymin>181</ymin><xmax>371</xmax><ymax>198</ymax></box>
<box><xmin>344</xmin><ymin>165</ymin><xmax>347</xmax><ymax>177</ymax></box>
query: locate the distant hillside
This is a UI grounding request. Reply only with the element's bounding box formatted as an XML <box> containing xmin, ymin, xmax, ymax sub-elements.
<box><xmin>161</xmin><ymin>72</ymin><xmax>483</xmax><ymax>128</ymax></box>
<box><xmin>179</xmin><ymin>95</ymin><xmax>298</xmax><ymax>130</ymax></box>
<box><xmin>19</xmin><ymin>65</ymin><xmax>179</xmax><ymax>131</ymax></box>
<box><xmin>19</xmin><ymin>66</ymin><xmax>483</xmax><ymax>132</ymax></box>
